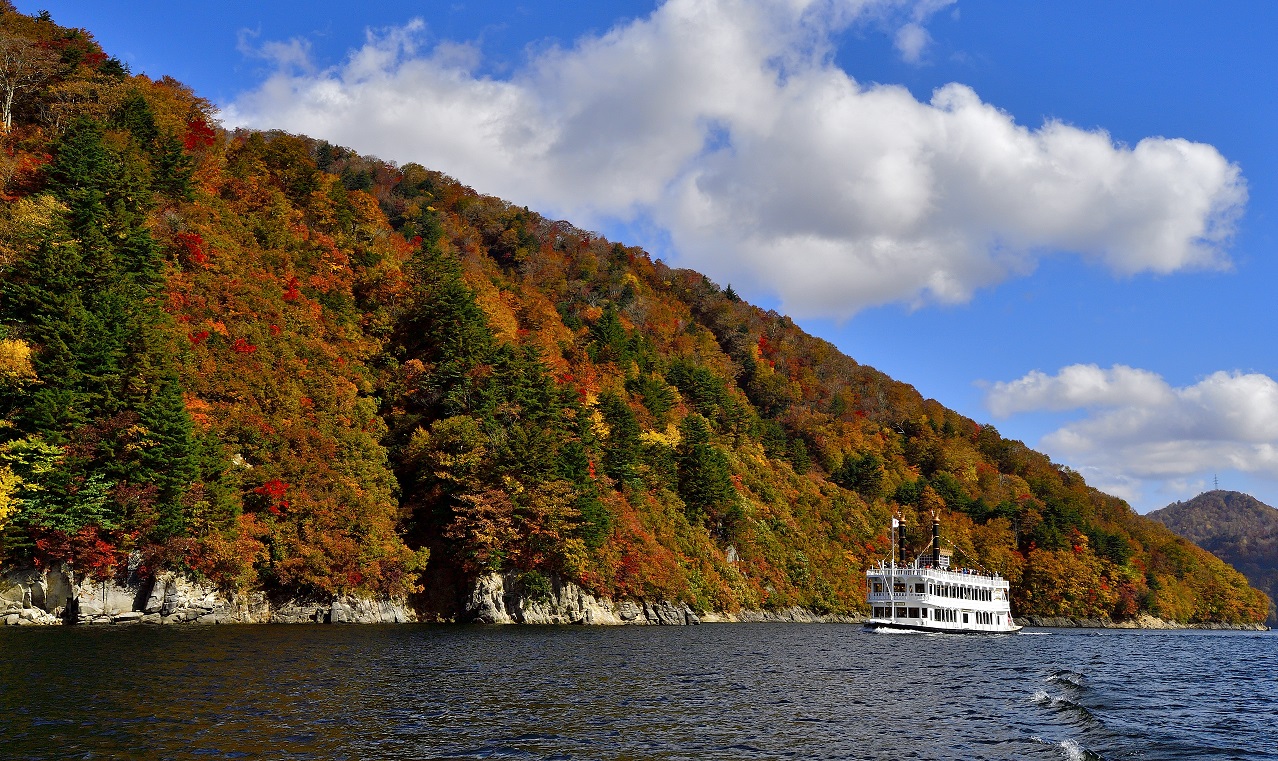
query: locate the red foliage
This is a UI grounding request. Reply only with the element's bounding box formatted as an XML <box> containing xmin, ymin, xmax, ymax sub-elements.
<box><xmin>253</xmin><ymin>478</ymin><xmax>291</xmax><ymax>515</ymax></box>
<box><xmin>84</xmin><ymin>51</ymin><xmax>108</xmax><ymax>68</ymax></box>
<box><xmin>232</xmin><ymin>338</ymin><xmax>258</xmax><ymax>354</ymax></box>
<box><xmin>188</xmin><ymin>330</ymin><xmax>210</xmax><ymax>344</ymax></box>
<box><xmin>174</xmin><ymin>231</ymin><xmax>208</xmax><ymax>266</ymax></box>
<box><xmin>31</xmin><ymin>527</ymin><xmax>121</xmax><ymax>580</ymax></box>
<box><xmin>269</xmin><ymin>324</ymin><xmax>282</xmax><ymax>336</ymax></box>
<box><xmin>282</xmin><ymin>276</ymin><xmax>301</xmax><ymax>302</ymax></box>
<box><xmin>1</xmin><ymin>151</ymin><xmax>51</xmax><ymax>200</ymax></box>
<box><xmin>183</xmin><ymin>115</ymin><xmax>217</xmax><ymax>150</ymax></box>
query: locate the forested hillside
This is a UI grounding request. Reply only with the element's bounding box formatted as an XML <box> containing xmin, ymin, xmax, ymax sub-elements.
<box><xmin>0</xmin><ymin>6</ymin><xmax>1267</xmax><ymax>624</ymax></box>
<box><xmin>1150</xmin><ymin>491</ymin><xmax>1278</xmax><ymax>625</ymax></box>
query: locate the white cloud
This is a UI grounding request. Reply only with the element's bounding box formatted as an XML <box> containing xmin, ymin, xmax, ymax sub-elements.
<box><xmin>985</xmin><ymin>364</ymin><xmax>1173</xmax><ymax>417</ymax></box>
<box><xmin>894</xmin><ymin>22</ymin><xmax>931</xmax><ymax>62</ymax></box>
<box><xmin>223</xmin><ymin>0</ymin><xmax>1247</xmax><ymax>319</ymax></box>
<box><xmin>986</xmin><ymin>364</ymin><xmax>1278</xmax><ymax>508</ymax></box>
<box><xmin>237</xmin><ymin>29</ymin><xmax>315</xmax><ymax>73</ymax></box>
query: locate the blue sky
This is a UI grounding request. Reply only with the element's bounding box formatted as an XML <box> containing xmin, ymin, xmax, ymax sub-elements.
<box><xmin>23</xmin><ymin>1</ymin><xmax>1278</xmax><ymax>512</ymax></box>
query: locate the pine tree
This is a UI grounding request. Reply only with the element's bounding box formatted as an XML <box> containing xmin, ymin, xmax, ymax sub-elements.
<box><xmin>137</xmin><ymin>377</ymin><xmax>197</xmax><ymax>538</ymax></box>
<box><xmin>598</xmin><ymin>391</ymin><xmax>640</xmax><ymax>484</ymax></box>
<box><xmin>676</xmin><ymin>414</ymin><xmax>736</xmax><ymax>524</ymax></box>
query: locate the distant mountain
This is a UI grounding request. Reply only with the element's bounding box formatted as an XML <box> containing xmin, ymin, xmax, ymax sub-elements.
<box><xmin>1149</xmin><ymin>491</ymin><xmax>1278</xmax><ymax>625</ymax></box>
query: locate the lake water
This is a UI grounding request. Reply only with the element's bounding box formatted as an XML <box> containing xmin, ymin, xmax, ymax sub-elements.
<box><xmin>1</xmin><ymin>624</ymin><xmax>1274</xmax><ymax>760</ymax></box>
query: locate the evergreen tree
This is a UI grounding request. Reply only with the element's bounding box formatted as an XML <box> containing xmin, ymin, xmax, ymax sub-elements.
<box><xmin>676</xmin><ymin>414</ymin><xmax>736</xmax><ymax>524</ymax></box>
<box><xmin>137</xmin><ymin>377</ymin><xmax>198</xmax><ymax>538</ymax></box>
<box><xmin>834</xmin><ymin>452</ymin><xmax>885</xmax><ymax>499</ymax></box>
<box><xmin>597</xmin><ymin>391</ymin><xmax>640</xmax><ymax>484</ymax></box>
<box><xmin>1</xmin><ymin>114</ymin><xmax>198</xmax><ymax>566</ymax></box>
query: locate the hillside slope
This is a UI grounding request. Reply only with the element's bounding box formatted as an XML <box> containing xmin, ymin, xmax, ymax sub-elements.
<box><xmin>1149</xmin><ymin>491</ymin><xmax>1278</xmax><ymax>625</ymax></box>
<box><xmin>0</xmin><ymin>5</ymin><xmax>1267</xmax><ymax>624</ymax></box>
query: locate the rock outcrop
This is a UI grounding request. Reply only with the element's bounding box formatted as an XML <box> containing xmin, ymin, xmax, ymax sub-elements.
<box><xmin>457</xmin><ymin>571</ymin><xmax>862</xmax><ymax>625</ymax></box>
<box><xmin>0</xmin><ymin>565</ymin><xmax>415</xmax><ymax>626</ymax></box>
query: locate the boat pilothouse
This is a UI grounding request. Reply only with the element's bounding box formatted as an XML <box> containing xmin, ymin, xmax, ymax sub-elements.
<box><xmin>865</xmin><ymin>515</ymin><xmax>1021</xmax><ymax>634</ymax></box>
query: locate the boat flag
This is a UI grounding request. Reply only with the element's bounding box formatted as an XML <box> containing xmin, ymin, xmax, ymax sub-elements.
<box><xmin>891</xmin><ymin>518</ymin><xmax>899</xmax><ymax>528</ymax></box>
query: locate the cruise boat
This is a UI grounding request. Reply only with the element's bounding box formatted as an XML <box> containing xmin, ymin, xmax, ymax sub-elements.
<box><xmin>865</xmin><ymin>515</ymin><xmax>1021</xmax><ymax>634</ymax></box>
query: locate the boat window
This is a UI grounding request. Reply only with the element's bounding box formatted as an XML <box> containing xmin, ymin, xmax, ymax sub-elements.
<box><xmin>908</xmin><ymin>608</ymin><xmax>919</xmax><ymax>618</ymax></box>
<box><xmin>914</xmin><ymin>583</ymin><xmax>925</xmax><ymax>594</ymax></box>
<box><xmin>873</xmin><ymin>582</ymin><xmax>883</xmax><ymax>594</ymax></box>
<box><xmin>963</xmin><ymin>613</ymin><xmax>969</xmax><ymax>624</ymax></box>
<box><xmin>893</xmin><ymin>583</ymin><xmax>906</xmax><ymax>593</ymax></box>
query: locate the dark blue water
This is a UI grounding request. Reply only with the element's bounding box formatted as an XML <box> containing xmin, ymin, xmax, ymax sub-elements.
<box><xmin>1</xmin><ymin>624</ymin><xmax>1274</xmax><ymax>760</ymax></box>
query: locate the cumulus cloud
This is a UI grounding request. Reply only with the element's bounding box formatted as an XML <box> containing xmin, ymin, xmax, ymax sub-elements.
<box><xmin>985</xmin><ymin>364</ymin><xmax>1174</xmax><ymax>417</ymax></box>
<box><xmin>986</xmin><ymin>365</ymin><xmax>1278</xmax><ymax>506</ymax></box>
<box><xmin>223</xmin><ymin>0</ymin><xmax>1247</xmax><ymax>319</ymax></box>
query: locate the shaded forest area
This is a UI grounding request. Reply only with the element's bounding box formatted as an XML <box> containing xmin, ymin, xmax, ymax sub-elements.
<box><xmin>0</xmin><ymin>5</ymin><xmax>1266</xmax><ymax>623</ymax></box>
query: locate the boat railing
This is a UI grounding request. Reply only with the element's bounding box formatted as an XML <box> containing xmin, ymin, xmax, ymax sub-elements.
<box><xmin>866</xmin><ymin>564</ymin><xmax>1004</xmax><ymax>584</ymax></box>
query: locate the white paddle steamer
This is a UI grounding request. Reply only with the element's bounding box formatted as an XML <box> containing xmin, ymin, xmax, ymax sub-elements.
<box><xmin>865</xmin><ymin>516</ymin><xmax>1021</xmax><ymax>633</ymax></box>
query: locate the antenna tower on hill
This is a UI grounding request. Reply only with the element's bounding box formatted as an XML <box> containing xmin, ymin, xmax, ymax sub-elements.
<box><xmin>1214</xmin><ymin>473</ymin><xmax>1219</xmax><ymax>491</ymax></box>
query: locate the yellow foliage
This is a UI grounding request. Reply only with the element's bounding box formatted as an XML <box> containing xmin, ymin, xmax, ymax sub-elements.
<box><xmin>469</xmin><ymin>278</ymin><xmax>521</xmax><ymax>345</ymax></box>
<box><xmin>640</xmin><ymin>422</ymin><xmax>682</xmax><ymax>448</ymax></box>
<box><xmin>589</xmin><ymin>408</ymin><xmax>609</xmax><ymax>439</ymax></box>
<box><xmin>0</xmin><ymin>338</ymin><xmax>36</xmax><ymax>385</ymax></box>
<box><xmin>0</xmin><ymin>194</ymin><xmax>68</xmax><ymax>265</ymax></box>
<box><xmin>0</xmin><ymin>465</ymin><xmax>20</xmax><ymax>532</ymax></box>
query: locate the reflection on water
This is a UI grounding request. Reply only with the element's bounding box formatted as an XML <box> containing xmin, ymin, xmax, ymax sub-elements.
<box><xmin>2</xmin><ymin>624</ymin><xmax>1275</xmax><ymax>760</ymax></box>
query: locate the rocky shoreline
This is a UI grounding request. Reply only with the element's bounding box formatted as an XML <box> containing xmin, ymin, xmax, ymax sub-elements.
<box><xmin>1019</xmin><ymin>614</ymin><xmax>1269</xmax><ymax>631</ymax></box>
<box><xmin>4</xmin><ymin>565</ymin><xmax>1267</xmax><ymax>630</ymax></box>
<box><xmin>455</xmin><ymin>570</ymin><xmax>862</xmax><ymax>625</ymax></box>
<box><xmin>1</xmin><ymin>565</ymin><xmax>414</xmax><ymax>627</ymax></box>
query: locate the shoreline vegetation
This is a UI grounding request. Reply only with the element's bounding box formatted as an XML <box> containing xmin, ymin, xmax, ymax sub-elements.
<box><xmin>0</xmin><ymin>6</ymin><xmax>1270</xmax><ymax>630</ymax></box>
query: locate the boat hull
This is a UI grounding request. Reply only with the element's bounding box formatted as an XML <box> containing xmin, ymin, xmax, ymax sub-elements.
<box><xmin>863</xmin><ymin>619</ymin><xmax>1022</xmax><ymax>634</ymax></box>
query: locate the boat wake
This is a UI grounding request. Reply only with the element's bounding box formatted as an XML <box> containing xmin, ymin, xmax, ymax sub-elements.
<box><xmin>1030</xmin><ymin>689</ymin><xmax>1101</xmax><ymax>727</ymax></box>
<box><xmin>1029</xmin><ymin>735</ymin><xmax>1103</xmax><ymax>761</ymax></box>
<box><xmin>1046</xmin><ymin>669</ymin><xmax>1087</xmax><ymax>688</ymax></box>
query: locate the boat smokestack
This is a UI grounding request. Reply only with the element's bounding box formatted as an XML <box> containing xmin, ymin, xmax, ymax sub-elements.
<box><xmin>932</xmin><ymin>516</ymin><xmax>941</xmax><ymax>568</ymax></box>
<box><xmin>898</xmin><ymin>521</ymin><xmax>907</xmax><ymax>567</ymax></box>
